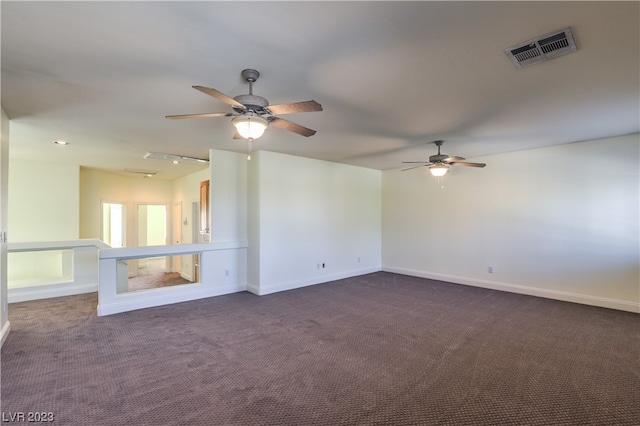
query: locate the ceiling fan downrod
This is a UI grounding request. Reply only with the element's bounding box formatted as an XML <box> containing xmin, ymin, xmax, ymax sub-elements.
<box><xmin>241</xmin><ymin>69</ymin><xmax>260</xmax><ymax>96</ymax></box>
<box><xmin>434</xmin><ymin>140</ymin><xmax>444</xmax><ymax>155</ymax></box>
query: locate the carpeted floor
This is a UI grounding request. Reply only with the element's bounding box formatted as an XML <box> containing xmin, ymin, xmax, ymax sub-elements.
<box><xmin>127</xmin><ymin>257</ymin><xmax>191</xmax><ymax>292</ymax></box>
<box><xmin>127</xmin><ymin>271</ymin><xmax>191</xmax><ymax>292</ymax></box>
<box><xmin>1</xmin><ymin>272</ymin><xmax>639</xmax><ymax>425</ymax></box>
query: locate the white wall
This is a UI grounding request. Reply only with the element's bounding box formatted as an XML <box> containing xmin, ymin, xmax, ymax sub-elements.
<box><xmin>138</xmin><ymin>205</ymin><xmax>167</xmax><ymax>247</ymax></box>
<box><xmin>172</xmin><ymin>168</ymin><xmax>209</xmax><ymax>245</ymax></box>
<box><xmin>9</xmin><ymin>159</ymin><xmax>79</xmax><ymax>242</ymax></box>
<box><xmin>5</xmin><ymin>159</ymin><xmax>108</xmax><ymax>303</ymax></box>
<box><xmin>5</xmin><ymin>131</ymin><xmax>637</xmax><ymax>317</ymax></box>
<box><xmin>382</xmin><ymin>134</ymin><xmax>640</xmax><ymax>312</ymax></box>
<box><xmin>1</xmin><ymin>108</ymin><xmax>10</xmax><ymax>346</ymax></box>
<box><xmin>209</xmin><ymin>149</ymin><xmax>248</xmax><ymax>243</ymax></box>
<box><xmin>248</xmin><ymin>150</ymin><xmax>381</xmax><ymax>294</ymax></box>
<box><xmin>6</xmin><ymin>160</ymin><xmax>80</xmax><ymax>296</ymax></box>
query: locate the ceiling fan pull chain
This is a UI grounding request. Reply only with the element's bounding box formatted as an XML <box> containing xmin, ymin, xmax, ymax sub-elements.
<box><xmin>247</xmin><ymin>140</ymin><xmax>252</xmax><ymax>160</ymax></box>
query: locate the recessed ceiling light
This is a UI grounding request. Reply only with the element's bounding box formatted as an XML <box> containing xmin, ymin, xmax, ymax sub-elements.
<box><xmin>53</xmin><ymin>140</ymin><xmax>69</xmax><ymax>145</ymax></box>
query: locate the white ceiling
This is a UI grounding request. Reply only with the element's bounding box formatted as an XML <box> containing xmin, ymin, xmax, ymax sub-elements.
<box><xmin>2</xmin><ymin>1</ymin><xmax>639</xmax><ymax>180</ymax></box>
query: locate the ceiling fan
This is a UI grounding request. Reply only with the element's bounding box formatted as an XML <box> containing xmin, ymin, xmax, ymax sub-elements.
<box><xmin>402</xmin><ymin>140</ymin><xmax>486</xmax><ymax>176</ymax></box>
<box><xmin>166</xmin><ymin>69</ymin><xmax>322</xmax><ymax>140</ymax></box>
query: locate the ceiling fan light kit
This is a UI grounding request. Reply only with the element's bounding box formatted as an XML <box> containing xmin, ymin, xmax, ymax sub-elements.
<box><xmin>429</xmin><ymin>164</ymin><xmax>449</xmax><ymax>177</ymax></box>
<box><xmin>232</xmin><ymin>113</ymin><xmax>268</xmax><ymax>140</ymax></box>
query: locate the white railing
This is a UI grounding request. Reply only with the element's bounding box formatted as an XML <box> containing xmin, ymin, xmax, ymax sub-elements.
<box><xmin>98</xmin><ymin>241</ymin><xmax>248</xmax><ymax>316</ymax></box>
<box><xmin>8</xmin><ymin>239</ymin><xmax>109</xmax><ymax>303</ymax></box>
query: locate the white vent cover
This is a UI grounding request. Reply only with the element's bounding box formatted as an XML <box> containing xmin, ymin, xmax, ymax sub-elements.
<box><xmin>505</xmin><ymin>27</ymin><xmax>577</xmax><ymax>69</ymax></box>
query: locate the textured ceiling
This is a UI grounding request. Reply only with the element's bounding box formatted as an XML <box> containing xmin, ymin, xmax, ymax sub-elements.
<box><xmin>2</xmin><ymin>1</ymin><xmax>638</xmax><ymax>180</ymax></box>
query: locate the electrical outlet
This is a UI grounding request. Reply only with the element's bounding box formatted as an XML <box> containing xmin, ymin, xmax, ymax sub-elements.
<box><xmin>224</xmin><ymin>269</ymin><xmax>229</xmax><ymax>277</ymax></box>
<box><xmin>488</xmin><ymin>266</ymin><xmax>494</xmax><ymax>274</ymax></box>
<box><xmin>357</xmin><ymin>257</ymin><xmax>361</xmax><ymax>263</ymax></box>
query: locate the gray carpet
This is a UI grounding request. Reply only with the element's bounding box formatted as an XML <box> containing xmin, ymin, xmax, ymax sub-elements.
<box><xmin>127</xmin><ymin>257</ymin><xmax>191</xmax><ymax>292</ymax></box>
<box><xmin>127</xmin><ymin>271</ymin><xmax>191</xmax><ymax>292</ymax></box>
<box><xmin>1</xmin><ymin>272</ymin><xmax>639</xmax><ymax>425</ymax></box>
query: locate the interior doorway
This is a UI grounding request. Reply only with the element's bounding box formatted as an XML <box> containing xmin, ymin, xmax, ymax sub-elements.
<box><xmin>102</xmin><ymin>202</ymin><xmax>126</xmax><ymax>248</ymax></box>
<box><xmin>137</xmin><ymin>204</ymin><xmax>167</xmax><ymax>248</ymax></box>
<box><xmin>135</xmin><ymin>203</ymin><xmax>168</xmax><ymax>277</ymax></box>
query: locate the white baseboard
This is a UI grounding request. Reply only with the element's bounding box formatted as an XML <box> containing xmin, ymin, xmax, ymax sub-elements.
<box><xmin>0</xmin><ymin>320</ymin><xmax>11</xmax><ymax>348</ymax></box>
<box><xmin>246</xmin><ymin>282</ymin><xmax>260</xmax><ymax>295</ymax></box>
<box><xmin>8</xmin><ymin>283</ymin><xmax>98</xmax><ymax>303</ymax></box>
<box><xmin>97</xmin><ymin>282</ymin><xmax>246</xmax><ymax>316</ymax></box>
<box><xmin>383</xmin><ymin>266</ymin><xmax>640</xmax><ymax>314</ymax></box>
<box><xmin>248</xmin><ymin>267</ymin><xmax>381</xmax><ymax>296</ymax></box>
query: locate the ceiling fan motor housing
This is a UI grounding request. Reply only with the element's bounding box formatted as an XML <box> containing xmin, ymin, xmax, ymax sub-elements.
<box><xmin>429</xmin><ymin>154</ymin><xmax>449</xmax><ymax>163</ymax></box>
<box><xmin>430</xmin><ymin>140</ymin><xmax>447</xmax><ymax>163</ymax></box>
<box><xmin>233</xmin><ymin>94</ymin><xmax>269</xmax><ymax>113</ymax></box>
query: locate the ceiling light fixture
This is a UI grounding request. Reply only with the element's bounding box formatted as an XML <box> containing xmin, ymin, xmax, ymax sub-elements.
<box><xmin>124</xmin><ymin>169</ymin><xmax>158</xmax><ymax>177</ymax></box>
<box><xmin>143</xmin><ymin>152</ymin><xmax>209</xmax><ymax>164</ymax></box>
<box><xmin>429</xmin><ymin>164</ymin><xmax>449</xmax><ymax>177</ymax></box>
<box><xmin>232</xmin><ymin>113</ymin><xmax>268</xmax><ymax>140</ymax></box>
<box><xmin>53</xmin><ymin>140</ymin><xmax>69</xmax><ymax>145</ymax></box>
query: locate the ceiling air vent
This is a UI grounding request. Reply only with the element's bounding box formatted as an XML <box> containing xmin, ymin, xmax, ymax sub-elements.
<box><xmin>505</xmin><ymin>27</ymin><xmax>576</xmax><ymax>69</ymax></box>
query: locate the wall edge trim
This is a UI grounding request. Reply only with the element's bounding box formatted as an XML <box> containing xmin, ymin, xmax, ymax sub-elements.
<box><xmin>0</xmin><ymin>320</ymin><xmax>10</xmax><ymax>348</ymax></box>
<box><xmin>8</xmin><ymin>283</ymin><xmax>98</xmax><ymax>303</ymax></box>
<box><xmin>253</xmin><ymin>267</ymin><xmax>382</xmax><ymax>296</ymax></box>
<box><xmin>97</xmin><ymin>284</ymin><xmax>246</xmax><ymax>316</ymax></box>
<box><xmin>382</xmin><ymin>266</ymin><xmax>640</xmax><ymax>313</ymax></box>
